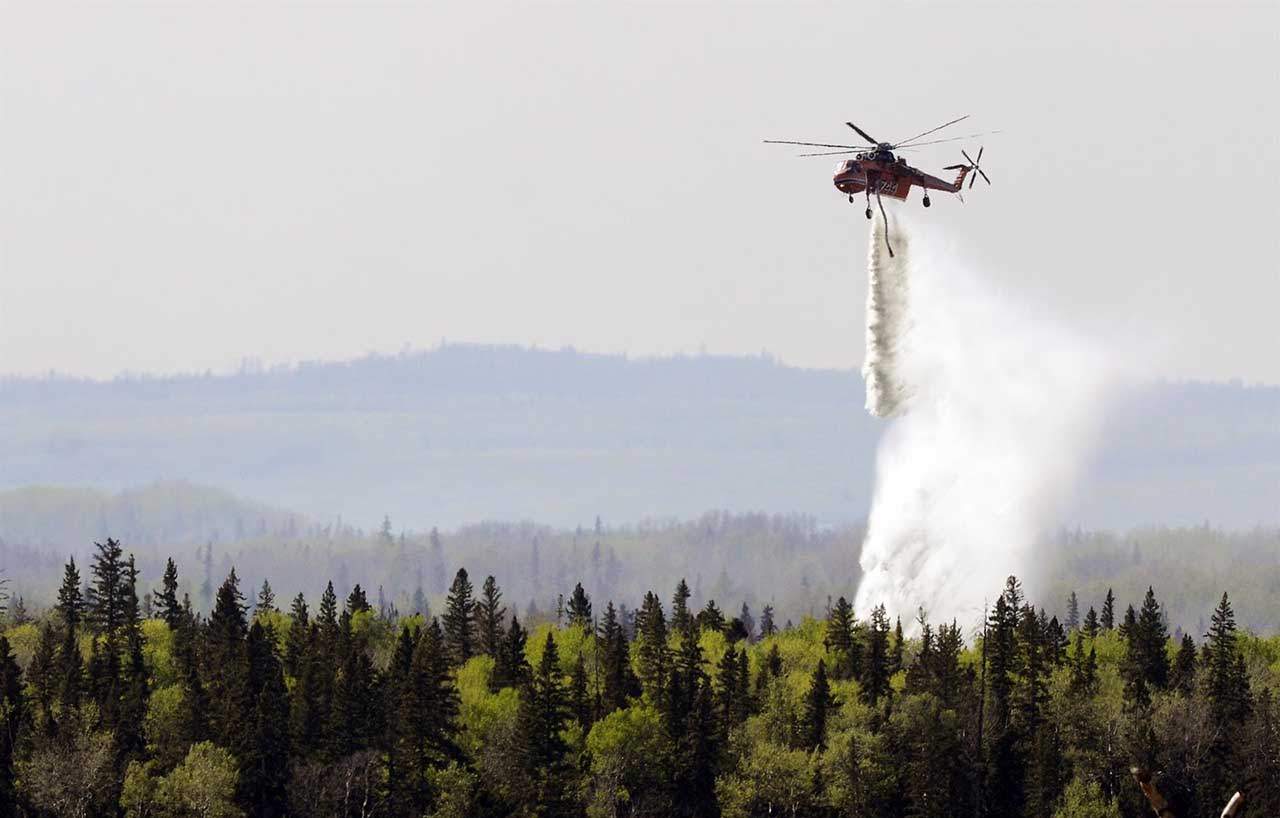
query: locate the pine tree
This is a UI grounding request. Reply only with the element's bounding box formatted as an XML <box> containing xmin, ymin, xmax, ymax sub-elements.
<box><xmin>1065</xmin><ymin>591</ymin><xmax>1080</xmax><ymax>630</ymax></box>
<box><xmin>566</xmin><ymin>582</ymin><xmax>592</xmax><ymax>628</ymax></box>
<box><xmin>156</xmin><ymin>557</ymin><xmax>183</xmax><ymax>629</ymax></box>
<box><xmin>442</xmin><ymin>568</ymin><xmax>475</xmax><ymax>665</ymax></box>
<box><xmin>477</xmin><ymin>575</ymin><xmax>506</xmax><ymax>657</ymax></box>
<box><xmin>317</xmin><ymin>581</ymin><xmax>339</xmax><ymax>646</ymax></box>
<box><xmin>1100</xmin><ymin>588</ymin><xmax>1116</xmax><ymax>630</ymax></box>
<box><xmin>671</xmin><ymin>578</ymin><xmax>692</xmax><ymax>633</ymax></box>
<box><xmin>803</xmin><ymin>659</ymin><xmax>836</xmax><ymax>750</ymax></box>
<box><xmin>1201</xmin><ymin>592</ymin><xmax>1251</xmax><ymax>811</ymax></box>
<box><xmin>825</xmin><ymin>597</ymin><xmax>856</xmax><ymax>679</ymax></box>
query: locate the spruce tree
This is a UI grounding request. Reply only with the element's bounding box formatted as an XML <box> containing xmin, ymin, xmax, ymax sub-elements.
<box><xmin>27</xmin><ymin>623</ymin><xmax>58</xmax><ymax>735</ymax></box>
<box><xmin>56</xmin><ymin>557</ymin><xmax>85</xmax><ymax>711</ymax></box>
<box><xmin>671</xmin><ymin>578</ymin><xmax>693</xmax><ymax>633</ymax></box>
<box><xmin>1065</xmin><ymin>591</ymin><xmax>1080</xmax><ymax>630</ymax></box>
<box><xmin>803</xmin><ymin>659</ymin><xmax>836</xmax><ymax>751</ymax></box>
<box><xmin>518</xmin><ymin>631</ymin><xmax>572</xmax><ymax>816</ymax></box>
<box><xmin>242</xmin><ymin>620</ymin><xmax>290</xmax><ymax>817</ymax></box>
<box><xmin>206</xmin><ymin>568</ymin><xmax>251</xmax><ymax>753</ymax></box>
<box><xmin>1100</xmin><ymin>588</ymin><xmax>1116</xmax><ymax>630</ymax></box>
<box><xmin>396</xmin><ymin>618</ymin><xmax>462</xmax><ymax>815</ymax></box>
<box><xmin>156</xmin><ymin>557</ymin><xmax>183</xmax><ymax>629</ymax></box>
<box><xmin>0</xmin><ymin>635</ymin><xmax>24</xmax><ymax>816</ymax></box>
<box><xmin>566</xmin><ymin>582</ymin><xmax>592</xmax><ymax>629</ymax></box>
<box><xmin>637</xmin><ymin>591</ymin><xmax>669</xmax><ymax>697</ymax></box>
<box><xmin>1172</xmin><ymin>633</ymin><xmax>1197</xmax><ymax>694</ymax></box>
<box><xmin>696</xmin><ymin>599</ymin><xmax>725</xmax><ymax>634</ymax></box>
<box><xmin>256</xmin><ymin>579</ymin><xmax>276</xmax><ymax>615</ymax></box>
<box><xmin>825</xmin><ymin>597</ymin><xmax>856</xmax><ymax>679</ymax></box>
<box><xmin>890</xmin><ymin>616</ymin><xmax>905</xmax><ymax>676</ymax></box>
<box><xmin>739</xmin><ymin>602</ymin><xmax>755</xmax><ymax>643</ymax></box>
<box><xmin>284</xmin><ymin>593</ymin><xmax>309</xmax><ymax>679</ymax></box>
<box><xmin>715</xmin><ymin>646</ymin><xmax>740</xmax><ymax>738</ymax></box>
<box><xmin>492</xmin><ymin>613</ymin><xmax>532</xmax><ymax>691</ymax></box>
<box><xmin>1082</xmin><ymin>606</ymin><xmax>1099</xmax><ymax>639</ymax></box>
<box><xmin>118</xmin><ymin>556</ymin><xmax>149</xmax><ymax>760</ymax></box>
<box><xmin>598</xmin><ymin>602</ymin><xmax>636</xmax><ymax>713</ymax></box>
<box><xmin>86</xmin><ymin>538</ymin><xmax>125</xmax><ymax>635</ymax></box>
<box><xmin>862</xmin><ymin>604</ymin><xmax>892</xmax><ymax>704</ymax></box>
<box><xmin>477</xmin><ymin>575</ymin><xmax>506</xmax><ymax>657</ymax></box>
<box><xmin>569</xmin><ymin>652</ymin><xmax>593</xmax><ymax>729</ymax></box>
<box><xmin>759</xmin><ymin>604</ymin><xmax>776</xmax><ymax>638</ymax></box>
<box><xmin>1135</xmin><ymin>586</ymin><xmax>1170</xmax><ymax>690</ymax></box>
<box><xmin>346</xmin><ymin>583</ymin><xmax>370</xmax><ymax>614</ymax></box>
<box><xmin>443</xmin><ymin>568</ymin><xmax>475</xmax><ymax>665</ymax></box>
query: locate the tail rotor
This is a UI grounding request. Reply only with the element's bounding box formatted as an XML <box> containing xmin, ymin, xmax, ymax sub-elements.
<box><xmin>944</xmin><ymin>147</ymin><xmax>991</xmax><ymax>191</ymax></box>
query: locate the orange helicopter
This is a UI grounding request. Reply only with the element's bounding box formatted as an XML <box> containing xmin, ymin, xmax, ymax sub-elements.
<box><xmin>766</xmin><ymin>114</ymin><xmax>993</xmax><ymax>256</ymax></box>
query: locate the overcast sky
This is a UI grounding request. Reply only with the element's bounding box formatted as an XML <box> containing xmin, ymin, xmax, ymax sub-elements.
<box><xmin>3</xmin><ymin>1</ymin><xmax>1277</xmax><ymax>382</ymax></box>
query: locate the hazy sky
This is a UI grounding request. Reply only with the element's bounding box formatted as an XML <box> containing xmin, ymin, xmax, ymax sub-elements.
<box><xmin>3</xmin><ymin>1</ymin><xmax>1277</xmax><ymax>382</ymax></box>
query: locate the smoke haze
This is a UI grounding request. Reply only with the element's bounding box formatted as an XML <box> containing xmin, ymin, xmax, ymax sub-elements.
<box><xmin>855</xmin><ymin>212</ymin><xmax>1116</xmax><ymax>626</ymax></box>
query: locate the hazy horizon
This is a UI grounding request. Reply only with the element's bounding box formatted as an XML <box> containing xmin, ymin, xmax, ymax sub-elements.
<box><xmin>4</xmin><ymin>1</ymin><xmax>1278</xmax><ymax>383</ymax></box>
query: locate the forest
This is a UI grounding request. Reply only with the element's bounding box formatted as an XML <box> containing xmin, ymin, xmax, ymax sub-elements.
<box><xmin>0</xmin><ymin>539</ymin><xmax>1278</xmax><ymax>817</ymax></box>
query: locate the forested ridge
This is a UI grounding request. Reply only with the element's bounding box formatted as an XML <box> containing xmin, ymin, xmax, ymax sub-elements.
<box><xmin>4</xmin><ymin>345</ymin><xmax>1277</xmax><ymax>528</ymax></box>
<box><xmin>0</xmin><ymin>541</ymin><xmax>1278</xmax><ymax>817</ymax></box>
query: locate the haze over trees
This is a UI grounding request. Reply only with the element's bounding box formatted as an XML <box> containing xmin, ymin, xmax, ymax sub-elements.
<box><xmin>1</xmin><ymin>545</ymin><xmax>1277</xmax><ymax>817</ymax></box>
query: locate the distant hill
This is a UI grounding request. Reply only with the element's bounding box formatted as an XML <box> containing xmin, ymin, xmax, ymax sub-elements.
<box><xmin>0</xmin><ymin>481</ymin><xmax>303</xmax><ymax>550</ymax></box>
<box><xmin>1</xmin><ymin>344</ymin><xmax>1277</xmax><ymax>530</ymax></box>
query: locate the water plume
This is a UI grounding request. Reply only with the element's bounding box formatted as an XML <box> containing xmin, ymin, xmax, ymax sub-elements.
<box><xmin>854</xmin><ymin>211</ymin><xmax>1114</xmax><ymax>627</ymax></box>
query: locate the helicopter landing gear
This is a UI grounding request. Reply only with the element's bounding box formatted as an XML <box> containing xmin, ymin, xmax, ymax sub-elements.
<box><xmin>922</xmin><ymin>193</ymin><xmax>931</xmax><ymax>208</ymax></box>
<box><xmin>865</xmin><ymin>208</ymin><xmax>873</xmax><ymax>219</ymax></box>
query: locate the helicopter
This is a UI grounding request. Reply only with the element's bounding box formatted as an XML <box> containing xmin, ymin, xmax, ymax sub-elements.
<box><xmin>765</xmin><ymin>114</ymin><xmax>993</xmax><ymax>256</ymax></box>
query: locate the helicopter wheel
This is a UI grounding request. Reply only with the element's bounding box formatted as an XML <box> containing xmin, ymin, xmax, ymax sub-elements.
<box><xmin>865</xmin><ymin>208</ymin><xmax>873</xmax><ymax>220</ymax></box>
<box><xmin>848</xmin><ymin>194</ymin><xmax>855</xmax><ymax>203</ymax></box>
<box><xmin>922</xmin><ymin>195</ymin><xmax>931</xmax><ymax>208</ymax></box>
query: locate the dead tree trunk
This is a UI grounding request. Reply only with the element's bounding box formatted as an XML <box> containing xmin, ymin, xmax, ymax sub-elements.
<box><xmin>1130</xmin><ymin>766</ymin><xmax>1244</xmax><ymax>818</ymax></box>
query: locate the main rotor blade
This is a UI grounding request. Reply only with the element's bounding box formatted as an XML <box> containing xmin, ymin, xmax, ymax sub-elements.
<box><xmin>845</xmin><ymin>121</ymin><xmax>879</xmax><ymax>144</ymax></box>
<box><xmin>892</xmin><ymin>114</ymin><xmax>969</xmax><ymax>149</ymax></box>
<box><xmin>896</xmin><ymin>131</ymin><xmax>1001</xmax><ymax>148</ymax></box>
<box><xmin>797</xmin><ymin>149</ymin><xmax>863</xmax><ymax>157</ymax></box>
<box><xmin>764</xmin><ymin>139</ymin><xmax>865</xmax><ymax>149</ymax></box>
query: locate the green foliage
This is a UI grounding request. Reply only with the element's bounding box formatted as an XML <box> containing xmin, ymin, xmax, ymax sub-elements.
<box><xmin>584</xmin><ymin>704</ymin><xmax>670</xmax><ymax>817</ymax></box>
<box><xmin>1051</xmin><ymin>776</ymin><xmax>1118</xmax><ymax>818</ymax></box>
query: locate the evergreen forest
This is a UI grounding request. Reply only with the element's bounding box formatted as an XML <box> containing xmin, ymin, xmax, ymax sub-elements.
<box><xmin>0</xmin><ymin>540</ymin><xmax>1278</xmax><ymax>817</ymax></box>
